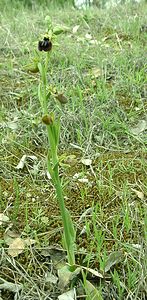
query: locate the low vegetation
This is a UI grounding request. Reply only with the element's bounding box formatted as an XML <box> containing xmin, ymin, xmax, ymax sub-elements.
<box><xmin>0</xmin><ymin>0</ymin><xmax>147</xmax><ymax>299</ymax></box>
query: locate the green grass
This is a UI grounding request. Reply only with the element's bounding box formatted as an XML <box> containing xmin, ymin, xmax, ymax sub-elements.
<box><xmin>0</xmin><ymin>0</ymin><xmax>147</xmax><ymax>299</ymax></box>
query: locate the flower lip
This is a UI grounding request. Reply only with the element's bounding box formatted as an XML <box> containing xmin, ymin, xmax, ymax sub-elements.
<box><xmin>38</xmin><ymin>37</ymin><xmax>52</xmax><ymax>52</ymax></box>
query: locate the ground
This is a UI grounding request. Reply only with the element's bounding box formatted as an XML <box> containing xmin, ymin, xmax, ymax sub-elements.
<box><xmin>0</xmin><ymin>1</ymin><xmax>147</xmax><ymax>299</ymax></box>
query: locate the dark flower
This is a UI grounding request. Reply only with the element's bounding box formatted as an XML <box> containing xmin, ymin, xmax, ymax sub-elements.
<box><xmin>38</xmin><ymin>37</ymin><xmax>52</xmax><ymax>52</ymax></box>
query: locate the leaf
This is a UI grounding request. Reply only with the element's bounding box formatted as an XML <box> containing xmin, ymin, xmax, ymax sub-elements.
<box><xmin>15</xmin><ymin>154</ymin><xmax>27</xmax><ymax>169</ymax></box>
<box><xmin>132</xmin><ymin>189</ymin><xmax>144</xmax><ymax>200</ymax></box>
<box><xmin>84</xmin><ymin>280</ymin><xmax>103</xmax><ymax>300</ymax></box>
<box><xmin>58</xmin><ymin>288</ymin><xmax>76</xmax><ymax>300</ymax></box>
<box><xmin>73</xmin><ymin>173</ymin><xmax>89</xmax><ymax>184</ymax></box>
<box><xmin>63</xmin><ymin>208</ymin><xmax>76</xmax><ymax>265</ymax></box>
<box><xmin>54</xmin><ymin>119</ymin><xmax>60</xmax><ymax>147</ymax></box>
<box><xmin>38</xmin><ymin>62</ymin><xmax>46</xmax><ymax>85</ymax></box>
<box><xmin>65</xmin><ymin>208</ymin><xmax>76</xmax><ymax>242</ymax></box>
<box><xmin>58</xmin><ymin>265</ymin><xmax>80</xmax><ymax>288</ymax></box>
<box><xmin>80</xmin><ymin>266</ymin><xmax>103</xmax><ymax>278</ymax></box>
<box><xmin>81</xmin><ymin>158</ymin><xmax>92</xmax><ymax>166</ymax></box>
<box><xmin>7</xmin><ymin>121</ymin><xmax>18</xmax><ymax>130</ymax></box>
<box><xmin>38</xmin><ymin>83</ymin><xmax>43</xmax><ymax>109</ymax></box>
<box><xmin>74</xmin><ymin>0</ymin><xmax>93</xmax><ymax>9</ymax></box>
<box><xmin>0</xmin><ymin>279</ymin><xmax>22</xmax><ymax>293</ymax></box>
<box><xmin>16</xmin><ymin>155</ymin><xmax>37</xmax><ymax>170</ymax></box>
<box><xmin>58</xmin><ymin>265</ymin><xmax>73</xmax><ymax>288</ymax></box>
<box><xmin>72</xmin><ymin>25</ymin><xmax>80</xmax><ymax>34</ymax></box>
<box><xmin>89</xmin><ymin>39</ymin><xmax>98</xmax><ymax>45</ymax></box>
<box><xmin>8</xmin><ymin>238</ymin><xmax>25</xmax><ymax>257</ymax></box>
<box><xmin>0</xmin><ymin>213</ymin><xmax>9</xmax><ymax>225</ymax></box>
<box><xmin>131</xmin><ymin>243</ymin><xmax>142</xmax><ymax>250</ymax></box>
<box><xmin>85</xmin><ymin>33</ymin><xmax>92</xmax><ymax>40</ymax></box>
<box><xmin>45</xmin><ymin>272</ymin><xmax>58</xmax><ymax>284</ymax></box>
<box><xmin>104</xmin><ymin>251</ymin><xmax>123</xmax><ymax>272</ymax></box>
<box><xmin>78</xmin><ymin>207</ymin><xmax>93</xmax><ymax>223</ymax></box>
<box><xmin>91</xmin><ymin>67</ymin><xmax>102</xmax><ymax>78</ymax></box>
<box><xmin>130</xmin><ymin>119</ymin><xmax>147</xmax><ymax>135</ymax></box>
<box><xmin>78</xmin><ymin>178</ymin><xmax>89</xmax><ymax>183</ymax></box>
<box><xmin>4</xmin><ymin>229</ymin><xmax>20</xmax><ymax>245</ymax></box>
<box><xmin>24</xmin><ymin>238</ymin><xmax>36</xmax><ymax>246</ymax></box>
<box><xmin>41</xmin><ymin>246</ymin><xmax>66</xmax><ymax>270</ymax></box>
<box><xmin>53</xmin><ymin>25</ymin><xmax>70</xmax><ymax>35</ymax></box>
<box><xmin>55</xmin><ymin>93</ymin><xmax>68</xmax><ymax>104</ymax></box>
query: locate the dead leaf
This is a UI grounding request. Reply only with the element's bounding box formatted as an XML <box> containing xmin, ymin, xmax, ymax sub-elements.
<box><xmin>91</xmin><ymin>67</ymin><xmax>102</xmax><ymax>78</ymax></box>
<box><xmin>80</xmin><ymin>225</ymin><xmax>87</xmax><ymax>235</ymax></box>
<box><xmin>77</xmin><ymin>265</ymin><xmax>103</xmax><ymax>278</ymax></box>
<box><xmin>89</xmin><ymin>39</ymin><xmax>98</xmax><ymax>45</ymax></box>
<box><xmin>16</xmin><ymin>155</ymin><xmax>37</xmax><ymax>170</ymax></box>
<box><xmin>130</xmin><ymin>119</ymin><xmax>147</xmax><ymax>135</ymax></box>
<box><xmin>72</xmin><ymin>25</ymin><xmax>80</xmax><ymax>34</ymax></box>
<box><xmin>16</xmin><ymin>154</ymin><xmax>27</xmax><ymax>169</ymax></box>
<box><xmin>78</xmin><ymin>207</ymin><xmax>93</xmax><ymax>223</ymax></box>
<box><xmin>8</xmin><ymin>238</ymin><xmax>25</xmax><ymax>257</ymax></box>
<box><xmin>4</xmin><ymin>229</ymin><xmax>20</xmax><ymax>245</ymax></box>
<box><xmin>58</xmin><ymin>288</ymin><xmax>76</xmax><ymax>300</ymax></box>
<box><xmin>132</xmin><ymin>189</ymin><xmax>144</xmax><ymax>200</ymax></box>
<box><xmin>104</xmin><ymin>251</ymin><xmax>123</xmax><ymax>272</ymax></box>
<box><xmin>58</xmin><ymin>265</ymin><xmax>81</xmax><ymax>288</ymax></box>
<box><xmin>0</xmin><ymin>213</ymin><xmax>9</xmax><ymax>225</ymax></box>
<box><xmin>74</xmin><ymin>0</ymin><xmax>93</xmax><ymax>9</ymax></box>
<box><xmin>62</xmin><ymin>155</ymin><xmax>77</xmax><ymax>167</ymax></box>
<box><xmin>41</xmin><ymin>246</ymin><xmax>67</xmax><ymax>270</ymax></box>
<box><xmin>73</xmin><ymin>173</ymin><xmax>89</xmax><ymax>183</ymax></box>
<box><xmin>7</xmin><ymin>121</ymin><xmax>18</xmax><ymax>130</ymax></box>
<box><xmin>73</xmin><ymin>172</ymin><xmax>82</xmax><ymax>179</ymax></box>
<box><xmin>81</xmin><ymin>158</ymin><xmax>92</xmax><ymax>166</ymax></box>
<box><xmin>46</xmin><ymin>171</ymin><xmax>52</xmax><ymax>179</ymax></box>
<box><xmin>0</xmin><ymin>279</ymin><xmax>22</xmax><ymax>293</ymax></box>
<box><xmin>131</xmin><ymin>243</ymin><xmax>142</xmax><ymax>250</ymax></box>
<box><xmin>24</xmin><ymin>238</ymin><xmax>36</xmax><ymax>246</ymax></box>
<box><xmin>85</xmin><ymin>33</ymin><xmax>92</xmax><ymax>40</ymax></box>
<box><xmin>45</xmin><ymin>272</ymin><xmax>58</xmax><ymax>284</ymax></box>
<box><xmin>78</xmin><ymin>178</ymin><xmax>89</xmax><ymax>183</ymax></box>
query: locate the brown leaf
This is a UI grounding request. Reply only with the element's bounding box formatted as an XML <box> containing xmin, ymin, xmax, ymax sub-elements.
<box><xmin>76</xmin><ymin>265</ymin><xmax>103</xmax><ymax>278</ymax></box>
<box><xmin>8</xmin><ymin>238</ymin><xmax>25</xmax><ymax>257</ymax></box>
<box><xmin>4</xmin><ymin>229</ymin><xmax>20</xmax><ymax>245</ymax></box>
<box><xmin>132</xmin><ymin>189</ymin><xmax>144</xmax><ymax>200</ymax></box>
<box><xmin>0</xmin><ymin>213</ymin><xmax>9</xmax><ymax>225</ymax></box>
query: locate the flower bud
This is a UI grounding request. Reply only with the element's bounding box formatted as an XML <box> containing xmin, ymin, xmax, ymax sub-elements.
<box><xmin>42</xmin><ymin>115</ymin><xmax>53</xmax><ymax>125</ymax></box>
<box><xmin>55</xmin><ymin>93</ymin><xmax>68</xmax><ymax>104</ymax></box>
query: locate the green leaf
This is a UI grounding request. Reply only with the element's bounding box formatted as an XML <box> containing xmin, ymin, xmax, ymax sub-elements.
<box><xmin>53</xmin><ymin>119</ymin><xmax>60</xmax><ymax>147</ymax></box>
<box><xmin>84</xmin><ymin>280</ymin><xmax>103</xmax><ymax>300</ymax></box>
<box><xmin>38</xmin><ymin>83</ymin><xmax>43</xmax><ymax>109</ymax></box>
<box><xmin>62</xmin><ymin>208</ymin><xmax>76</xmax><ymax>265</ymax></box>
<box><xmin>65</xmin><ymin>208</ymin><xmax>76</xmax><ymax>243</ymax></box>
<box><xmin>38</xmin><ymin>62</ymin><xmax>46</xmax><ymax>85</ymax></box>
<box><xmin>53</xmin><ymin>25</ymin><xmax>70</xmax><ymax>35</ymax></box>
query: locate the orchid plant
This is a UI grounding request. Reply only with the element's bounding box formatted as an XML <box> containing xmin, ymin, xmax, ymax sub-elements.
<box><xmin>37</xmin><ymin>16</ymin><xmax>76</xmax><ymax>266</ymax></box>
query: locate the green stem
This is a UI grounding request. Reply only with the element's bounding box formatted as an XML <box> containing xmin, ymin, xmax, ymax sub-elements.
<box><xmin>53</xmin><ymin>174</ymin><xmax>75</xmax><ymax>265</ymax></box>
<box><xmin>47</xmin><ymin>125</ymin><xmax>58</xmax><ymax>166</ymax></box>
<box><xmin>39</xmin><ymin>51</ymin><xmax>75</xmax><ymax>266</ymax></box>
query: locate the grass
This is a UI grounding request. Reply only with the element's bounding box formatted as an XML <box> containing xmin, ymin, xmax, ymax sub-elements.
<box><xmin>0</xmin><ymin>0</ymin><xmax>147</xmax><ymax>299</ymax></box>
